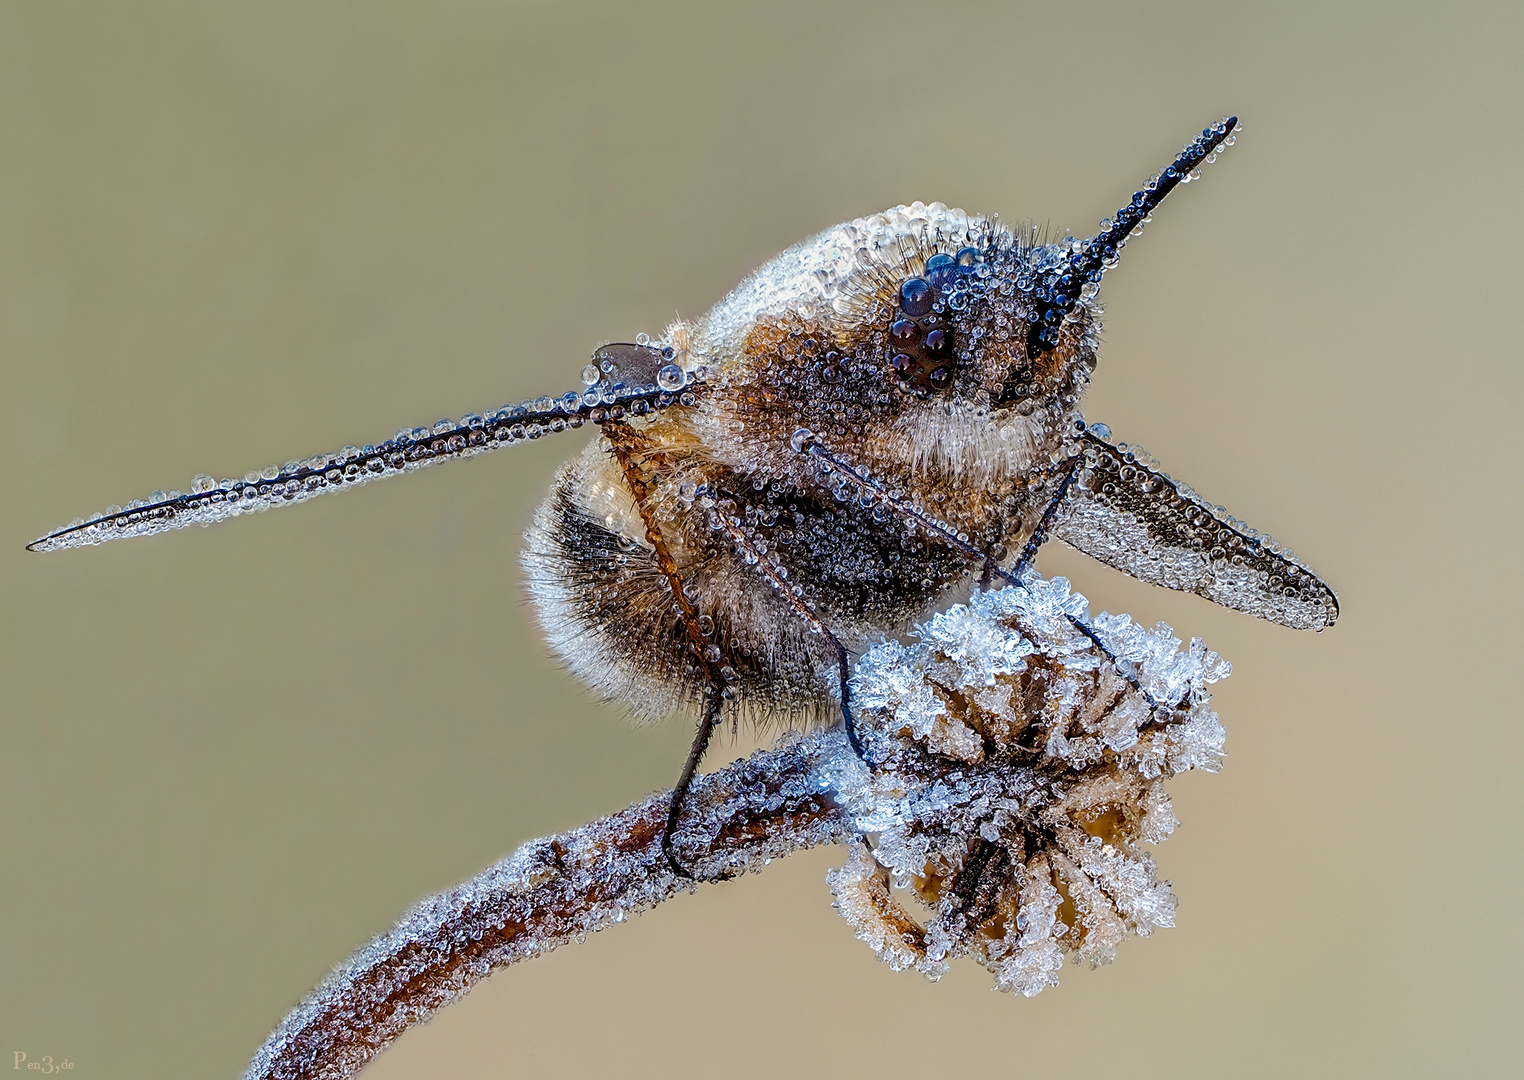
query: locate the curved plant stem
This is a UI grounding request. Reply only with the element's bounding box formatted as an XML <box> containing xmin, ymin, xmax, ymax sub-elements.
<box><xmin>246</xmin><ymin>731</ymin><xmax>852</xmax><ymax>1080</ymax></box>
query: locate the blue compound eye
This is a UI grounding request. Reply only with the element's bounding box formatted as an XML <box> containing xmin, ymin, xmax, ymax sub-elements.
<box><xmin>899</xmin><ymin>276</ymin><xmax>933</xmax><ymax>317</ymax></box>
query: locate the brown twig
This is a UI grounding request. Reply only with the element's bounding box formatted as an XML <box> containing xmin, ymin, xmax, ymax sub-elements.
<box><xmin>245</xmin><ymin>732</ymin><xmax>853</xmax><ymax>1080</ymax></box>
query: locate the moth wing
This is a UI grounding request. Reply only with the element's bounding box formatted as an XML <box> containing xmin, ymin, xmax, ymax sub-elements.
<box><xmin>1050</xmin><ymin>429</ymin><xmax>1339</xmax><ymax>630</ymax></box>
<box><xmin>28</xmin><ymin>373</ymin><xmax>701</xmax><ymax>553</ymax></box>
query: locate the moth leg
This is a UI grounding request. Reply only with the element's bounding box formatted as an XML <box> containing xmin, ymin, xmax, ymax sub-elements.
<box><xmin>663</xmin><ymin>686</ymin><xmax>726</xmax><ymax>881</ymax></box>
<box><xmin>973</xmin><ymin>452</ymin><xmax>1084</xmax><ymax>591</ymax></box>
<box><xmin>791</xmin><ymin>429</ymin><xmax>1026</xmax><ymax>577</ymax></box>
<box><xmin>706</xmin><ymin>502</ymin><xmax>866</xmax><ymax>760</ymax></box>
<box><xmin>1000</xmin><ymin>454</ymin><xmax>1161</xmax><ymax>702</ymax></box>
<box><xmin>791</xmin><ymin>429</ymin><xmax>1029</xmax><ymax>583</ymax></box>
<box><xmin>789</xmin><ymin>430</ymin><xmax>1164</xmax><ymax>710</ymax></box>
<box><xmin>599</xmin><ymin>421</ymin><xmax>730</xmax><ymax>879</ymax></box>
<box><xmin>1012</xmin><ymin>452</ymin><xmax>1083</xmax><ymax>579</ymax></box>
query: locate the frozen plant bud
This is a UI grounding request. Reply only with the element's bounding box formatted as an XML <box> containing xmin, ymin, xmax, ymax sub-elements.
<box><xmin>830</xmin><ymin>576</ymin><xmax>1229</xmax><ymax>994</ymax></box>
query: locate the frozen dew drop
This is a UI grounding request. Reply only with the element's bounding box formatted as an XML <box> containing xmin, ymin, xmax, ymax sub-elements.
<box><xmin>581</xmin><ymin>364</ymin><xmax>601</xmax><ymax>387</ymax></box>
<box><xmin>656</xmin><ymin>364</ymin><xmax>685</xmax><ymax>392</ymax></box>
<box><xmin>191</xmin><ymin>474</ymin><xmax>217</xmax><ymax>494</ymax></box>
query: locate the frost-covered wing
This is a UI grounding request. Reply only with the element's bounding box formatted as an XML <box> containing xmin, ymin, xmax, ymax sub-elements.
<box><xmin>29</xmin><ymin>374</ymin><xmax>702</xmax><ymax>553</ymax></box>
<box><xmin>1050</xmin><ymin>428</ymin><xmax>1339</xmax><ymax>630</ymax></box>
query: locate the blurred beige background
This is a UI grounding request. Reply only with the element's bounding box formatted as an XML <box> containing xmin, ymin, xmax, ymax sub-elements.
<box><xmin>3</xmin><ymin>1</ymin><xmax>1520</xmax><ymax>1077</ymax></box>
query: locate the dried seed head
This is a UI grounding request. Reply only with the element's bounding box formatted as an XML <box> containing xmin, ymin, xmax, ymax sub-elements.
<box><xmin>830</xmin><ymin>576</ymin><xmax>1230</xmax><ymax>994</ymax></box>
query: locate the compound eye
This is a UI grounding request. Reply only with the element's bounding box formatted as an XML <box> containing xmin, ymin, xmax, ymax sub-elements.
<box><xmin>899</xmin><ymin>276</ymin><xmax>934</xmax><ymax>317</ymax></box>
<box><xmin>886</xmin><ymin>253</ymin><xmax>983</xmax><ymax>391</ymax></box>
<box><xmin>885</xmin><ymin>315</ymin><xmax>956</xmax><ymax>393</ymax></box>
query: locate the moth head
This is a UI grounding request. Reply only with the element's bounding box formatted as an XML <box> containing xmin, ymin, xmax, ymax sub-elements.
<box><xmin>725</xmin><ymin>116</ymin><xmax>1238</xmax><ymax>402</ymax></box>
<box><xmin>677</xmin><ymin>117</ymin><xmax>1240</xmax><ymax>479</ymax></box>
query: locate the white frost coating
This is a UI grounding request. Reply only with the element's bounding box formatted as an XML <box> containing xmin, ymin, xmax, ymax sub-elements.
<box><xmin>246</xmin><ymin>575</ymin><xmax>1230</xmax><ymax>1079</ymax></box>
<box><xmin>828</xmin><ymin>575</ymin><xmax>1229</xmax><ymax>994</ymax></box>
<box><xmin>245</xmin><ymin>728</ymin><xmax>852</xmax><ymax>1080</ymax></box>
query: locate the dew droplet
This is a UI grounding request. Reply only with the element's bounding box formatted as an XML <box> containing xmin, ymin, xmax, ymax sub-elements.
<box><xmin>899</xmin><ymin>277</ymin><xmax>933</xmax><ymax>317</ymax></box>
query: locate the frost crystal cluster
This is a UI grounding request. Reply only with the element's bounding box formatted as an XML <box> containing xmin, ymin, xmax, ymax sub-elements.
<box><xmin>829</xmin><ymin>576</ymin><xmax>1229</xmax><ymax>995</ymax></box>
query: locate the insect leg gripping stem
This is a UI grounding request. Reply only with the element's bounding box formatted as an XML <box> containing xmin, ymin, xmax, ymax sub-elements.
<box><xmin>598</xmin><ymin>419</ymin><xmax>735</xmax><ymax>879</ymax></box>
<box><xmin>663</xmin><ymin>688</ymin><xmax>726</xmax><ymax>880</ymax></box>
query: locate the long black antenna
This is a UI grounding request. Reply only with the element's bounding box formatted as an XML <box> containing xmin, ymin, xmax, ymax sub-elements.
<box><xmin>1026</xmin><ymin>115</ymin><xmax>1239</xmax><ymax>357</ymax></box>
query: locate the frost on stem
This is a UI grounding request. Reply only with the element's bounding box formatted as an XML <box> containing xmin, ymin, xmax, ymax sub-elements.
<box><xmin>246</xmin><ymin>576</ymin><xmax>1228</xmax><ymax>1080</ymax></box>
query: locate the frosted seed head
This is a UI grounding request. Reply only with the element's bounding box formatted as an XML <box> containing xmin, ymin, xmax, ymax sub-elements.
<box><xmin>832</xmin><ymin>573</ymin><xmax>1229</xmax><ymax>993</ymax></box>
